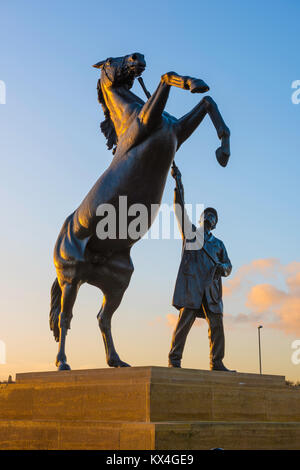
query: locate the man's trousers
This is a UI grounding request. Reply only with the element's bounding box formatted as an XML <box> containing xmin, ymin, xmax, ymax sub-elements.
<box><xmin>168</xmin><ymin>304</ymin><xmax>225</xmax><ymax>369</ymax></box>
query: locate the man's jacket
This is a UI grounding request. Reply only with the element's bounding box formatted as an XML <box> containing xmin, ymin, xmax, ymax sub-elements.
<box><xmin>172</xmin><ymin>188</ymin><xmax>232</xmax><ymax>316</ymax></box>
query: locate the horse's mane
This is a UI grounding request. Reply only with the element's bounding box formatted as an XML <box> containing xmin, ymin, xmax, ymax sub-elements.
<box><xmin>97</xmin><ymin>79</ymin><xmax>117</xmax><ymax>154</ymax></box>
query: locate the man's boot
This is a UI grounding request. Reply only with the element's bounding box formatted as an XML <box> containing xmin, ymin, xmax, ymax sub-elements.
<box><xmin>212</xmin><ymin>361</ymin><xmax>236</xmax><ymax>372</ymax></box>
<box><xmin>208</xmin><ymin>313</ymin><xmax>236</xmax><ymax>372</ymax></box>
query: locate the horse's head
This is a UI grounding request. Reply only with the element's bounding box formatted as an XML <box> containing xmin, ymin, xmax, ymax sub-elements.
<box><xmin>93</xmin><ymin>53</ymin><xmax>146</xmax><ymax>154</ymax></box>
<box><xmin>93</xmin><ymin>53</ymin><xmax>146</xmax><ymax>90</ymax></box>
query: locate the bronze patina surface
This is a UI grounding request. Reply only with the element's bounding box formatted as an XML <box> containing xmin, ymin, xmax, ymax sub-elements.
<box><xmin>50</xmin><ymin>53</ymin><xmax>230</xmax><ymax>370</ymax></box>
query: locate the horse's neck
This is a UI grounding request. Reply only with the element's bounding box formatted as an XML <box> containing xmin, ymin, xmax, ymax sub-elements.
<box><xmin>104</xmin><ymin>86</ymin><xmax>144</xmax><ymax>138</ymax></box>
<box><xmin>118</xmin><ymin>87</ymin><xmax>145</xmax><ymax>106</ymax></box>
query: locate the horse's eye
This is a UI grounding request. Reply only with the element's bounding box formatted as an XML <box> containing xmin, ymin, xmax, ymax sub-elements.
<box><xmin>131</xmin><ymin>54</ymin><xmax>137</xmax><ymax>61</ymax></box>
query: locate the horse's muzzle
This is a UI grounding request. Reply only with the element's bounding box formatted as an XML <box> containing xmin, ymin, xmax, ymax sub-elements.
<box><xmin>134</xmin><ymin>64</ymin><xmax>146</xmax><ymax>77</ymax></box>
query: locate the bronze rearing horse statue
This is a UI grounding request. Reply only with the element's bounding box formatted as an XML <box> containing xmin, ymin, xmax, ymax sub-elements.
<box><xmin>50</xmin><ymin>52</ymin><xmax>230</xmax><ymax>370</ymax></box>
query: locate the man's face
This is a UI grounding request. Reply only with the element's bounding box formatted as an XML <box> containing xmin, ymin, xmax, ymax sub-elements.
<box><xmin>199</xmin><ymin>211</ymin><xmax>217</xmax><ymax>230</ymax></box>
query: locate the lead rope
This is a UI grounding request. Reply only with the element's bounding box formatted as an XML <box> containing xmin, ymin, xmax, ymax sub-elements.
<box><xmin>138</xmin><ymin>77</ymin><xmax>221</xmax><ymax>302</ymax></box>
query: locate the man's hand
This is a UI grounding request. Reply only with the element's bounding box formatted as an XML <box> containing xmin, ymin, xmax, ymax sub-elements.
<box><xmin>214</xmin><ymin>263</ymin><xmax>224</xmax><ymax>279</ymax></box>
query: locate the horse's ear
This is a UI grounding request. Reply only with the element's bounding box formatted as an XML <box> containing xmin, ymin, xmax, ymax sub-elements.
<box><xmin>93</xmin><ymin>60</ymin><xmax>105</xmax><ymax>69</ymax></box>
<box><xmin>93</xmin><ymin>57</ymin><xmax>112</xmax><ymax>69</ymax></box>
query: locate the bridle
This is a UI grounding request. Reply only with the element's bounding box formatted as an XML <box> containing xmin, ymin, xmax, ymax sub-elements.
<box><xmin>102</xmin><ymin>56</ymin><xmax>127</xmax><ymax>86</ymax></box>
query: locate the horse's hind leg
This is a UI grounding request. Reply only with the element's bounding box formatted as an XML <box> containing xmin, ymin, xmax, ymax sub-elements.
<box><xmin>91</xmin><ymin>250</ymin><xmax>134</xmax><ymax>367</ymax></box>
<box><xmin>97</xmin><ymin>287</ymin><xmax>130</xmax><ymax>367</ymax></box>
<box><xmin>175</xmin><ymin>96</ymin><xmax>230</xmax><ymax>167</ymax></box>
<box><xmin>56</xmin><ymin>282</ymin><xmax>79</xmax><ymax>371</ymax></box>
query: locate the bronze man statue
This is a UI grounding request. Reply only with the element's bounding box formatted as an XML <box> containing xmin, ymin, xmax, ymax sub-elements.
<box><xmin>168</xmin><ymin>164</ymin><xmax>234</xmax><ymax>372</ymax></box>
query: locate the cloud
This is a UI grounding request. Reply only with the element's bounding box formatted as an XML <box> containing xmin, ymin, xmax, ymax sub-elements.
<box><xmin>246</xmin><ymin>283</ymin><xmax>286</xmax><ymax>313</ymax></box>
<box><xmin>286</xmin><ymin>271</ymin><xmax>300</xmax><ymax>295</ymax></box>
<box><xmin>148</xmin><ymin>315</ymin><xmax>164</xmax><ymax>327</ymax></box>
<box><xmin>149</xmin><ymin>313</ymin><xmax>202</xmax><ymax>330</ymax></box>
<box><xmin>166</xmin><ymin>313</ymin><xmax>178</xmax><ymax>329</ymax></box>
<box><xmin>149</xmin><ymin>259</ymin><xmax>300</xmax><ymax>336</ymax></box>
<box><xmin>275</xmin><ymin>297</ymin><xmax>300</xmax><ymax>335</ymax></box>
<box><xmin>223</xmin><ymin>312</ymin><xmax>272</xmax><ymax>332</ymax></box>
<box><xmin>284</xmin><ymin>261</ymin><xmax>300</xmax><ymax>276</ymax></box>
<box><xmin>223</xmin><ymin>258</ymin><xmax>280</xmax><ymax>296</ymax></box>
<box><xmin>166</xmin><ymin>313</ymin><xmax>202</xmax><ymax>329</ymax></box>
<box><xmin>225</xmin><ymin>260</ymin><xmax>300</xmax><ymax>335</ymax></box>
<box><xmin>148</xmin><ymin>313</ymin><xmax>179</xmax><ymax>329</ymax></box>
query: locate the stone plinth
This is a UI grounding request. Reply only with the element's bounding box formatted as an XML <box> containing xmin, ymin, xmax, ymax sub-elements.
<box><xmin>0</xmin><ymin>367</ymin><xmax>299</xmax><ymax>449</ymax></box>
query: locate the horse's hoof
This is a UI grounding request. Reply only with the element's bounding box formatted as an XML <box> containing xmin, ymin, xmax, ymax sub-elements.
<box><xmin>216</xmin><ymin>147</ymin><xmax>230</xmax><ymax>167</ymax></box>
<box><xmin>189</xmin><ymin>79</ymin><xmax>210</xmax><ymax>94</ymax></box>
<box><xmin>117</xmin><ymin>360</ymin><xmax>131</xmax><ymax>368</ymax></box>
<box><xmin>57</xmin><ymin>362</ymin><xmax>71</xmax><ymax>371</ymax></box>
<box><xmin>108</xmin><ymin>357</ymin><xmax>131</xmax><ymax>368</ymax></box>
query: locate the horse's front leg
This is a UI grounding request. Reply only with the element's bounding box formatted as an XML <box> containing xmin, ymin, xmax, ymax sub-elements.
<box><xmin>138</xmin><ymin>80</ymin><xmax>171</xmax><ymax>129</ymax></box>
<box><xmin>161</xmin><ymin>71</ymin><xmax>209</xmax><ymax>94</ymax></box>
<box><xmin>138</xmin><ymin>72</ymin><xmax>209</xmax><ymax>129</ymax></box>
<box><xmin>175</xmin><ymin>96</ymin><xmax>230</xmax><ymax>167</ymax></box>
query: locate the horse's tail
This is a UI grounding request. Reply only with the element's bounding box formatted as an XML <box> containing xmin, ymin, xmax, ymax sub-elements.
<box><xmin>50</xmin><ymin>278</ymin><xmax>61</xmax><ymax>342</ymax></box>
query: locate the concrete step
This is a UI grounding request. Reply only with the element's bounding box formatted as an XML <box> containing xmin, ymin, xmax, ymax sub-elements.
<box><xmin>0</xmin><ymin>367</ymin><xmax>297</xmax><ymax>423</ymax></box>
<box><xmin>0</xmin><ymin>419</ymin><xmax>300</xmax><ymax>450</ymax></box>
<box><xmin>16</xmin><ymin>366</ymin><xmax>286</xmax><ymax>388</ymax></box>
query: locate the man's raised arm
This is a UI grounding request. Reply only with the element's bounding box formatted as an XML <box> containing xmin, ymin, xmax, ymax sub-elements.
<box><xmin>171</xmin><ymin>163</ymin><xmax>194</xmax><ymax>241</ymax></box>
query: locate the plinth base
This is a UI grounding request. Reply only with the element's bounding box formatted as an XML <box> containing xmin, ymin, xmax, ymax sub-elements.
<box><xmin>0</xmin><ymin>367</ymin><xmax>299</xmax><ymax>450</ymax></box>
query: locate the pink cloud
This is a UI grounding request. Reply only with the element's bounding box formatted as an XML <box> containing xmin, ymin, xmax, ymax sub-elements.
<box><xmin>166</xmin><ymin>313</ymin><xmax>178</xmax><ymax>329</ymax></box>
<box><xmin>225</xmin><ymin>259</ymin><xmax>300</xmax><ymax>335</ymax></box>
<box><xmin>246</xmin><ymin>283</ymin><xmax>286</xmax><ymax>313</ymax></box>
<box><xmin>223</xmin><ymin>258</ymin><xmax>280</xmax><ymax>296</ymax></box>
<box><xmin>166</xmin><ymin>313</ymin><xmax>202</xmax><ymax>329</ymax></box>
<box><xmin>151</xmin><ymin>259</ymin><xmax>300</xmax><ymax>336</ymax></box>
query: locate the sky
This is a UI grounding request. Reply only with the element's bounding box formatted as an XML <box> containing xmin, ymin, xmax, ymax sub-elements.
<box><xmin>0</xmin><ymin>0</ymin><xmax>299</xmax><ymax>381</ymax></box>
